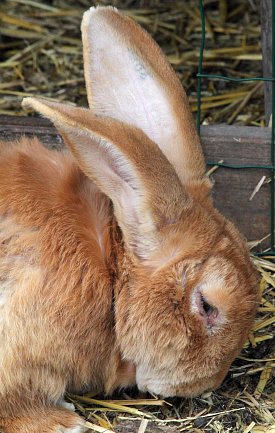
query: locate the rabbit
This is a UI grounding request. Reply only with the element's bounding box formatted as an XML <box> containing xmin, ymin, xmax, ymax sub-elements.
<box><xmin>0</xmin><ymin>6</ymin><xmax>259</xmax><ymax>433</ymax></box>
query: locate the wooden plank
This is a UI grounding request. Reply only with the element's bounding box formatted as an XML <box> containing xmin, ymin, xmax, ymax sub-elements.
<box><xmin>0</xmin><ymin>115</ymin><xmax>63</xmax><ymax>149</ymax></box>
<box><xmin>261</xmin><ymin>0</ymin><xmax>272</xmax><ymax>125</ymax></box>
<box><xmin>201</xmin><ymin>125</ymin><xmax>272</xmax><ymax>248</ymax></box>
<box><xmin>0</xmin><ymin>117</ymin><xmax>273</xmax><ymax>248</ymax></box>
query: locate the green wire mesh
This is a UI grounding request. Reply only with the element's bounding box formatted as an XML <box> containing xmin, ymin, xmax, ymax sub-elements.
<box><xmin>196</xmin><ymin>0</ymin><xmax>275</xmax><ymax>256</ymax></box>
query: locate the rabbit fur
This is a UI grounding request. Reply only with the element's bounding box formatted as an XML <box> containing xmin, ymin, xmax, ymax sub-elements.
<box><xmin>0</xmin><ymin>6</ymin><xmax>259</xmax><ymax>433</ymax></box>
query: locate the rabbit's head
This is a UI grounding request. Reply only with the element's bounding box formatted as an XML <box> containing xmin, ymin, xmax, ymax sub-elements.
<box><xmin>115</xmin><ymin>217</ymin><xmax>258</xmax><ymax>397</ymax></box>
<box><xmin>22</xmin><ymin>7</ymin><xmax>259</xmax><ymax>397</ymax></box>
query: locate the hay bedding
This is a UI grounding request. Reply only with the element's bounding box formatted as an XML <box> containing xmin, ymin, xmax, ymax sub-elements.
<box><xmin>0</xmin><ymin>1</ymin><xmax>274</xmax><ymax>432</ymax></box>
<box><xmin>0</xmin><ymin>0</ymin><xmax>263</xmax><ymax>124</ymax></box>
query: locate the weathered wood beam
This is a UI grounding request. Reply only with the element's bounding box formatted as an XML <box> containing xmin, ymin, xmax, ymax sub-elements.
<box><xmin>201</xmin><ymin>125</ymin><xmax>272</xmax><ymax>248</ymax></box>
<box><xmin>0</xmin><ymin>117</ymin><xmax>272</xmax><ymax>248</ymax></box>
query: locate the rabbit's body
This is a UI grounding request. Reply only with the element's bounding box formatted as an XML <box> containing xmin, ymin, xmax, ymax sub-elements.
<box><xmin>0</xmin><ymin>6</ymin><xmax>259</xmax><ymax>433</ymax></box>
<box><xmin>0</xmin><ymin>138</ymin><xmax>135</xmax><ymax>432</ymax></box>
<box><xmin>0</xmin><ymin>135</ymin><xmax>257</xmax><ymax>432</ymax></box>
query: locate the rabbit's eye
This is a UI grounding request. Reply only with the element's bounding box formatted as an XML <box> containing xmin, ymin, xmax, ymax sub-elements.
<box><xmin>201</xmin><ymin>296</ymin><xmax>214</xmax><ymax>316</ymax></box>
<box><xmin>192</xmin><ymin>287</ymin><xmax>219</xmax><ymax>328</ymax></box>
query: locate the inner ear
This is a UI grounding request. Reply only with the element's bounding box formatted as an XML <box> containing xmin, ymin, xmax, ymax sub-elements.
<box><xmin>22</xmin><ymin>97</ymin><xmax>192</xmax><ymax>262</ymax></box>
<box><xmin>81</xmin><ymin>7</ymin><xmax>207</xmax><ymax>187</ymax></box>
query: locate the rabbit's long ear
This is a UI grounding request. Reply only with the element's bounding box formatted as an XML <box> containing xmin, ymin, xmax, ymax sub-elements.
<box><xmin>23</xmin><ymin>97</ymin><xmax>190</xmax><ymax>260</ymax></box>
<box><xmin>81</xmin><ymin>7</ymin><xmax>208</xmax><ymax>189</ymax></box>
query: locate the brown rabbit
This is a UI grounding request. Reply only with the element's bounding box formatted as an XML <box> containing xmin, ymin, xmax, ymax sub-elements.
<box><xmin>0</xmin><ymin>6</ymin><xmax>258</xmax><ymax>433</ymax></box>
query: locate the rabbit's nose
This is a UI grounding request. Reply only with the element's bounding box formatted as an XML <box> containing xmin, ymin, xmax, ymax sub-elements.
<box><xmin>136</xmin><ymin>376</ymin><xmax>148</xmax><ymax>392</ymax></box>
<box><xmin>138</xmin><ymin>380</ymin><xmax>148</xmax><ymax>391</ymax></box>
